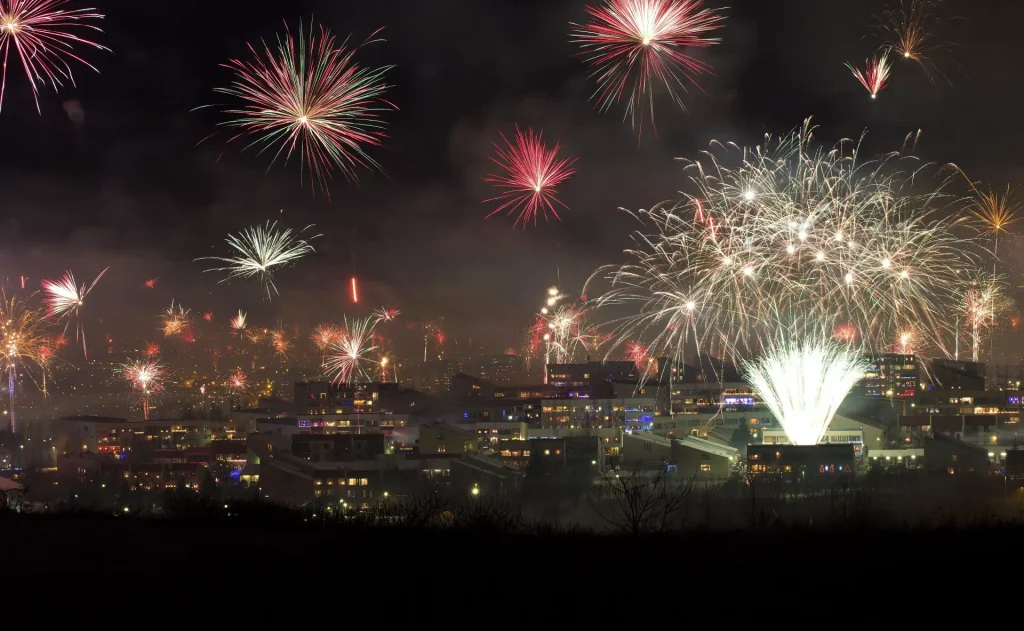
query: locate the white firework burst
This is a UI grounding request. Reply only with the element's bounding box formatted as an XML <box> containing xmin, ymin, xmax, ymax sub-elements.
<box><xmin>196</xmin><ymin>220</ymin><xmax>320</xmax><ymax>298</ymax></box>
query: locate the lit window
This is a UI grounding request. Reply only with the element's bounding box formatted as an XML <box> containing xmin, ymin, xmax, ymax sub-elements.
<box><xmin>699</xmin><ymin>464</ymin><xmax>711</xmax><ymax>472</ymax></box>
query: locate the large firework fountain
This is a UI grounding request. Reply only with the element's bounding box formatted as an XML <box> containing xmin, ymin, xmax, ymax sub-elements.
<box><xmin>590</xmin><ymin>119</ymin><xmax>981</xmax><ymax>445</ymax></box>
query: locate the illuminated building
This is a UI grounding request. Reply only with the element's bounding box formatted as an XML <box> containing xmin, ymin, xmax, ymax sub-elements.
<box><xmin>539</xmin><ymin>397</ymin><xmax>655</xmax><ymax>431</ymax></box>
<box><xmin>249</xmin><ymin>430</ymin><xmax>521</xmax><ymax>506</ymax></box>
<box><xmin>747</xmin><ymin>444</ymin><xmax>856</xmax><ymax>478</ymax></box>
<box><xmin>858</xmin><ymin>354</ymin><xmax>918</xmax><ymax>398</ymax></box>
<box><xmin>619</xmin><ymin>432</ymin><xmax>738</xmax><ymax>479</ymax></box>
<box><xmin>419</xmin><ymin>423</ymin><xmax>479</xmax><ymax>455</ymax></box>
<box><xmin>54</xmin><ymin>416</ymin><xmax>256</xmax><ymax>459</ymax></box>
<box><xmin>758</xmin><ymin>414</ymin><xmax>886</xmax><ymax>458</ymax></box>
<box><xmin>1005</xmin><ymin>449</ymin><xmax>1024</xmax><ymax>480</ymax></box>
<box><xmin>546</xmin><ymin>361</ymin><xmax>638</xmax><ymax>392</ymax></box>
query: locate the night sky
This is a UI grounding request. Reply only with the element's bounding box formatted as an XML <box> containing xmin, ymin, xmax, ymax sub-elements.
<box><xmin>0</xmin><ymin>0</ymin><xmax>1019</xmax><ymax>357</ymax></box>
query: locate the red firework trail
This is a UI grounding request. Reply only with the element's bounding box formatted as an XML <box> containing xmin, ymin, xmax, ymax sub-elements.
<box><xmin>0</xmin><ymin>0</ymin><xmax>110</xmax><ymax>114</ymax></box>
<box><xmin>209</xmin><ymin>20</ymin><xmax>395</xmax><ymax>198</ymax></box>
<box><xmin>570</xmin><ymin>0</ymin><xmax>724</xmax><ymax>133</ymax></box>
<box><xmin>847</xmin><ymin>52</ymin><xmax>891</xmax><ymax>99</ymax></box>
<box><xmin>483</xmin><ymin>126</ymin><xmax>577</xmax><ymax>228</ymax></box>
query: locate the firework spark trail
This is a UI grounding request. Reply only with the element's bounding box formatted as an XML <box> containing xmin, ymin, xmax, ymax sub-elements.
<box><xmin>0</xmin><ymin>0</ymin><xmax>110</xmax><ymax>113</ymax></box>
<box><xmin>847</xmin><ymin>52</ymin><xmax>891</xmax><ymax>98</ymax></box>
<box><xmin>570</xmin><ymin>0</ymin><xmax>725</xmax><ymax>132</ymax></box>
<box><xmin>117</xmin><ymin>357</ymin><xmax>164</xmax><ymax>421</ymax></box>
<box><xmin>208</xmin><ymin>20</ymin><xmax>395</xmax><ymax>197</ymax></box>
<box><xmin>197</xmin><ymin>221</ymin><xmax>319</xmax><ymax>298</ymax></box>
<box><xmin>589</xmin><ymin>119</ymin><xmax>983</xmax><ymax>444</ymax></box>
<box><xmin>874</xmin><ymin>0</ymin><xmax>957</xmax><ymax>83</ymax></box>
<box><xmin>41</xmin><ymin>266</ymin><xmax>108</xmax><ymax>359</ymax></box>
<box><xmin>744</xmin><ymin>338</ymin><xmax>869</xmax><ymax>445</ymax></box>
<box><xmin>144</xmin><ymin>341</ymin><xmax>160</xmax><ymax>358</ymax></box>
<box><xmin>323</xmin><ymin>315</ymin><xmax>379</xmax><ymax>385</ymax></box>
<box><xmin>37</xmin><ymin>342</ymin><xmax>53</xmax><ymax>397</ymax></box>
<box><xmin>483</xmin><ymin>126</ymin><xmax>578</xmax><ymax>228</ymax></box>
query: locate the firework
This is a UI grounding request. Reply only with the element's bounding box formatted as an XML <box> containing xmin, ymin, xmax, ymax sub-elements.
<box><xmin>230</xmin><ymin>309</ymin><xmax>248</xmax><ymax>338</ymax></box>
<box><xmin>144</xmin><ymin>341</ymin><xmax>160</xmax><ymax>358</ymax></box>
<box><xmin>196</xmin><ymin>221</ymin><xmax>319</xmax><ymax>298</ymax></box>
<box><xmin>968</xmin><ymin>183</ymin><xmax>1018</xmax><ymax>269</ymax></box>
<box><xmin>0</xmin><ymin>0</ymin><xmax>110</xmax><ymax>113</ymax></box>
<box><xmin>419</xmin><ymin>318</ymin><xmax>443</xmax><ymax>362</ymax></box>
<box><xmin>537</xmin><ymin>287</ymin><xmax>602</xmax><ymax>381</ymax></box>
<box><xmin>0</xmin><ymin>291</ymin><xmax>47</xmax><ymax>431</ymax></box>
<box><xmin>117</xmin><ymin>358</ymin><xmax>164</xmax><ymax>420</ymax></box>
<box><xmin>959</xmin><ymin>276</ymin><xmax>1011</xmax><ymax>363</ymax></box>
<box><xmin>372</xmin><ymin>307</ymin><xmax>400</xmax><ymax>323</ymax></box>
<box><xmin>41</xmin><ymin>266</ymin><xmax>108</xmax><ymax>359</ymax></box>
<box><xmin>874</xmin><ymin>0</ymin><xmax>956</xmax><ymax>82</ymax></box>
<box><xmin>570</xmin><ymin>0</ymin><xmax>724</xmax><ymax>132</ymax></box>
<box><xmin>310</xmin><ymin>322</ymin><xmax>340</xmax><ymax>364</ymax></box>
<box><xmin>144</xmin><ymin>277</ymin><xmax>158</xmax><ymax>288</ymax></box>
<box><xmin>590</xmin><ymin>119</ymin><xmax>980</xmax><ymax>444</ymax></box>
<box><xmin>161</xmin><ymin>300</ymin><xmax>190</xmax><ymax>338</ymax></box>
<box><xmin>203</xmin><ymin>311</ymin><xmax>214</xmax><ymax>322</ymax></box>
<box><xmin>323</xmin><ymin>315</ymin><xmax>379</xmax><ymax>385</ymax></box>
<box><xmin>894</xmin><ymin>328</ymin><xmax>917</xmax><ymax>355</ymax></box>
<box><xmin>208</xmin><ymin>20</ymin><xmax>395</xmax><ymax>196</ymax></box>
<box><xmin>833</xmin><ymin>323</ymin><xmax>858</xmax><ymax>344</ymax></box>
<box><xmin>744</xmin><ymin>338</ymin><xmax>869</xmax><ymax>446</ymax></box>
<box><xmin>483</xmin><ymin>126</ymin><xmax>578</xmax><ymax>228</ymax></box>
<box><xmin>228</xmin><ymin>368</ymin><xmax>248</xmax><ymax>394</ymax></box>
<box><xmin>350</xmin><ymin>276</ymin><xmax>359</xmax><ymax>303</ymax></box>
<box><xmin>625</xmin><ymin>339</ymin><xmax>653</xmax><ymax>371</ymax></box>
<box><xmin>37</xmin><ymin>342</ymin><xmax>53</xmax><ymax>397</ymax></box>
<box><xmin>847</xmin><ymin>52</ymin><xmax>891</xmax><ymax>99</ymax></box>
<box><xmin>271</xmin><ymin>327</ymin><xmax>291</xmax><ymax>358</ymax></box>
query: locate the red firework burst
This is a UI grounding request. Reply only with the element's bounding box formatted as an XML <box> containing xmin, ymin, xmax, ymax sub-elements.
<box><xmin>847</xmin><ymin>52</ymin><xmax>891</xmax><ymax>99</ymax></box>
<box><xmin>210</xmin><ymin>20</ymin><xmax>395</xmax><ymax>198</ymax></box>
<box><xmin>0</xmin><ymin>0</ymin><xmax>110</xmax><ymax>113</ymax></box>
<box><xmin>625</xmin><ymin>340</ymin><xmax>652</xmax><ymax>370</ymax></box>
<box><xmin>144</xmin><ymin>342</ymin><xmax>160</xmax><ymax>358</ymax></box>
<box><xmin>483</xmin><ymin>126</ymin><xmax>577</xmax><ymax>228</ymax></box>
<box><xmin>570</xmin><ymin>0</ymin><xmax>724</xmax><ymax>132</ymax></box>
<box><xmin>228</xmin><ymin>369</ymin><xmax>248</xmax><ymax>393</ymax></box>
<box><xmin>833</xmin><ymin>323</ymin><xmax>858</xmax><ymax>343</ymax></box>
<box><xmin>144</xmin><ymin>277</ymin><xmax>158</xmax><ymax>288</ymax></box>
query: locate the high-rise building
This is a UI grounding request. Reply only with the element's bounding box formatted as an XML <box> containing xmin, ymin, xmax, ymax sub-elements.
<box><xmin>859</xmin><ymin>354</ymin><xmax>917</xmax><ymax>398</ymax></box>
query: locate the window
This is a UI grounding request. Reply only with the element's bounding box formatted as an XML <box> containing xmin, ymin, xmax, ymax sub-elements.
<box><xmin>699</xmin><ymin>464</ymin><xmax>711</xmax><ymax>472</ymax></box>
<box><xmin>359</xmin><ymin>478</ymin><xmax>369</xmax><ymax>486</ymax></box>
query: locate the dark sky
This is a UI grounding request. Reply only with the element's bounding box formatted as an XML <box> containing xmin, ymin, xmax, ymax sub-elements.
<box><xmin>0</xmin><ymin>0</ymin><xmax>1019</xmax><ymax>358</ymax></box>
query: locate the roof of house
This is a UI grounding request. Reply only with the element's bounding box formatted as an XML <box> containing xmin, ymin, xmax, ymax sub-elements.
<box><xmin>0</xmin><ymin>477</ymin><xmax>23</xmax><ymax>492</ymax></box>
